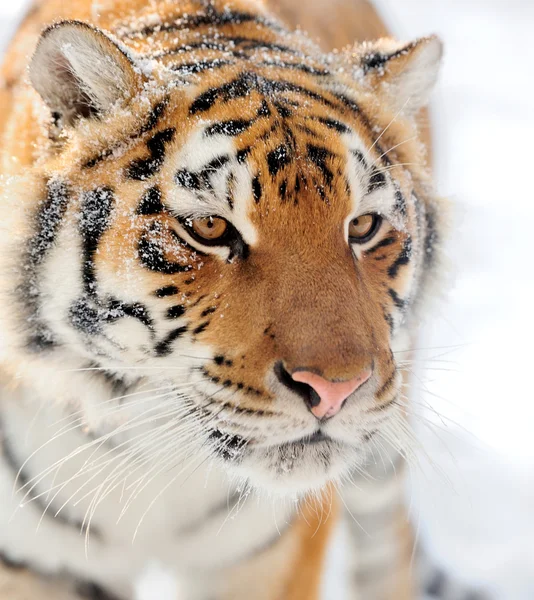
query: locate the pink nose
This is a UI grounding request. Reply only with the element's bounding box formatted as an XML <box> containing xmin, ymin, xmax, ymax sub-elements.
<box><xmin>291</xmin><ymin>370</ymin><xmax>372</xmax><ymax>419</ymax></box>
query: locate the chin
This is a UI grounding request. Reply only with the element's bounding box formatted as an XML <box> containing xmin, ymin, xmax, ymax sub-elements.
<box><xmin>229</xmin><ymin>438</ymin><xmax>365</xmax><ymax>498</ymax></box>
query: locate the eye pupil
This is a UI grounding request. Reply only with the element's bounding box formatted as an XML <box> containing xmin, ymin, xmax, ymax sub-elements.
<box><xmin>348</xmin><ymin>213</ymin><xmax>381</xmax><ymax>243</ymax></box>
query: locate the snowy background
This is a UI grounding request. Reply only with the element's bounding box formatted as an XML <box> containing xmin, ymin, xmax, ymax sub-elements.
<box><xmin>378</xmin><ymin>0</ymin><xmax>534</xmax><ymax>598</ymax></box>
<box><xmin>1</xmin><ymin>0</ymin><xmax>533</xmax><ymax>598</ymax></box>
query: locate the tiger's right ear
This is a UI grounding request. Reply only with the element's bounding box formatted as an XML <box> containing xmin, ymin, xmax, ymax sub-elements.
<box><xmin>29</xmin><ymin>20</ymin><xmax>142</xmax><ymax>127</ymax></box>
<box><xmin>348</xmin><ymin>35</ymin><xmax>443</xmax><ymax>115</ymax></box>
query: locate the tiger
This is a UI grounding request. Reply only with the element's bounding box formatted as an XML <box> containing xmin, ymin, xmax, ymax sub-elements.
<box><xmin>0</xmin><ymin>0</ymin><xmax>468</xmax><ymax>598</ymax></box>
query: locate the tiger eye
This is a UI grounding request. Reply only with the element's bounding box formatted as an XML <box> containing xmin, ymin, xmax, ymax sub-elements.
<box><xmin>191</xmin><ymin>217</ymin><xmax>228</xmax><ymax>241</ymax></box>
<box><xmin>349</xmin><ymin>214</ymin><xmax>379</xmax><ymax>241</ymax></box>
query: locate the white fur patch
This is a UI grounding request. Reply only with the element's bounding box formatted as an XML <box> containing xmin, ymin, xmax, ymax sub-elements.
<box><xmin>134</xmin><ymin>563</ymin><xmax>180</xmax><ymax>600</ymax></box>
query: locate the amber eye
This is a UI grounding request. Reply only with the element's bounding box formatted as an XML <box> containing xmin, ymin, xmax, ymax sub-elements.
<box><xmin>348</xmin><ymin>213</ymin><xmax>381</xmax><ymax>243</ymax></box>
<box><xmin>180</xmin><ymin>215</ymin><xmax>248</xmax><ymax>258</ymax></box>
<box><xmin>190</xmin><ymin>217</ymin><xmax>228</xmax><ymax>242</ymax></box>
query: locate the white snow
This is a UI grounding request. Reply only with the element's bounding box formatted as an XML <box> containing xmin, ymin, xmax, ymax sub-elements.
<box><xmin>375</xmin><ymin>0</ymin><xmax>534</xmax><ymax>598</ymax></box>
<box><xmin>0</xmin><ymin>0</ymin><xmax>532</xmax><ymax>598</ymax></box>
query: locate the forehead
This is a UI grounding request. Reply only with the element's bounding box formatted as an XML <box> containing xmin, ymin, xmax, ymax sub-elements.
<box><xmin>159</xmin><ymin>86</ymin><xmax>406</xmax><ymax>233</ymax></box>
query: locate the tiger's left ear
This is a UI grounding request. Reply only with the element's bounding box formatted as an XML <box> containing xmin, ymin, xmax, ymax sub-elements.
<box><xmin>351</xmin><ymin>35</ymin><xmax>443</xmax><ymax>114</ymax></box>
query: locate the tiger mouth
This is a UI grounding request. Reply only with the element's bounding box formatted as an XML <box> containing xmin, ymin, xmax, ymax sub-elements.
<box><xmin>280</xmin><ymin>430</ymin><xmax>332</xmax><ymax>446</ymax></box>
<box><xmin>209</xmin><ymin>429</ymin><xmax>337</xmax><ymax>458</ymax></box>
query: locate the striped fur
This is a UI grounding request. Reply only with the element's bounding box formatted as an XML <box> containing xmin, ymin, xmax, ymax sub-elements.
<box><xmin>0</xmin><ymin>0</ymin><xmax>456</xmax><ymax>599</ymax></box>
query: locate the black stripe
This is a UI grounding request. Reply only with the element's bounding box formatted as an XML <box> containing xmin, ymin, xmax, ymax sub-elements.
<box><xmin>279</xmin><ymin>179</ymin><xmax>287</xmax><ymax>201</ymax></box>
<box><xmin>193</xmin><ymin>321</ymin><xmax>210</xmax><ymax>335</ymax></box>
<box><xmin>307</xmin><ymin>144</ymin><xmax>335</xmax><ymax>187</ymax></box>
<box><xmin>23</xmin><ymin>179</ymin><xmax>71</xmax><ymax>349</ymax></box>
<box><xmin>273</xmin><ymin>100</ymin><xmax>292</xmax><ymax>118</ymax></box>
<box><xmin>27</xmin><ymin>180</ymin><xmax>70</xmax><ymax>267</ymax></box>
<box><xmin>368</xmin><ymin>168</ymin><xmax>387</xmax><ymax>193</ymax></box>
<box><xmin>203</xmin><ymin>154</ymin><xmax>230</xmax><ymax>173</ymax></box>
<box><xmin>69</xmin><ymin>298</ymin><xmax>102</xmax><ymax>335</ymax></box>
<box><xmin>252</xmin><ymin>176</ymin><xmax>262</xmax><ymax>203</ymax></box>
<box><xmin>127</xmin><ymin>8</ymin><xmax>282</xmax><ymax>37</ymax></box>
<box><xmin>190</xmin><ymin>72</ymin><xmax>257</xmax><ymax>114</ymax></box>
<box><xmin>86</xmin><ymin>361</ymin><xmax>134</xmax><ymax>399</ymax></box>
<box><xmin>205</xmin><ymin>118</ymin><xmax>256</xmax><ymax>137</ymax></box>
<box><xmin>314</xmin><ymin>117</ymin><xmax>349</xmax><ymax>133</ymax></box>
<box><xmin>267</xmin><ymin>144</ymin><xmax>291</xmax><ymax>176</ymax></box>
<box><xmin>296</xmin><ymin>123</ymin><xmax>321</xmax><ymax>139</ymax></box>
<box><xmin>154</xmin><ymin>326</ymin><xmax>188</xmax><ymax>356</ymax></box>
<box><xmin>138</xmin><ymin>227</ymin><xmax>194</xmax><ymax>274</ymax></box>
<box><xmin>375</xmin><ymin>370</ymin><xmax>397</xmax><ymax>400</ymax></box>
<box><xmin>175</xmin><ymin>155</ymin><xmax>230</xmax><ymax>192</ymax></box>
<box><xmin>258</xmin><ymin>60</ymin><xmax>329</xmax><ymax>76</ymax></box>
<box><xmin>331</xmin><ymin>92</ymin><xmax>360</xmax><ymax>115</ymax></box>
<box><xmin>200</xmin><ymin>306</ymin><xmax>217</xmax><ymax>317</ymax></box>
<box><xmin>225</xmin><ymin>172</ymin><xmax>235</xmax><ymax>210</ymax></box>
<box><xmin>0</xmin><ymin>551</ymin><xmax>26</xmax><ymax>570</ymax></box>
<box><xmin>394</xmin><ymin>188</ymin><xmax>407</xmax><ymax>216</ymax></box>
<box><xmin>83</xmin><ymin>99</ymin><xmax>168</xmax><ymax>168</ymax></box>
<box><xmin>190</xmin><ymin>72</ymin><xmax>339</xmax><ymax>115</ymax></box>
<box><xmin>69</xmin><ymin>298</ymin><xmax>153</xmax><ymax>336</ymax></box>
<box><xmin>387</xmin><ymin>236</ymin><xmax>412</xmax><ymax>278</ymax></box>
<box><xmin>137</xmin><ymin>186</ymin><xmax>164</xmax><ymax>215</ymax></box>
<box><xmin>269</xmin><ymin>78</ymin><xmax>339</xmax><ymax>109</ymax></box>
<box><xmin>76</xmin><ymin>581</ymin><xmax>121</xmax><ymax>600</ymax></box>
<box><xmin>126</xmin><ymin>128</ymin><xmax>176</xmax><ymax>180</ymax></box>
<box><xmin>365</xmin><ymin>235</ymin><xmax>396</xmax><ymax>255</ymax></box>
<box><xmin>154</xmin><ymin>285</ymin><xmax>179</xmax><ymax>297</ymax></box>
<box><xmin>257</xmin><ymin>99</ymin><xmax>271</xmax><ymax>117</ymax></box>
<box><xmin>150</xmin><ymin>40</ymin><xmax>229</xmax><ymax>58</ymax></box>
<box><xmin>332</xmin><ymin>92</ymin><xmax>391</xmax><ymax>164</ymax></box>
<box><xmin>388</xmin><ymin>288</ymin><xmax>406</xmax><ymax>311</ymax></box>
<box><xmin>175</xmin><ymin>170</ymin><xmax>202</xmax><ymax>190</ymax></box>
<box><xmin>170</xmin><ymin>58</ymin><xmax>233</xmax><ymax>75</ymax></box>
<box><xmin>351</xmin><ymin>149</ymin><xmax>368</xmax><ymax>169</ymax></box>
<box><xmin>79</xmin><ymin>188</ymin><xmax>115</xmax><ymax>296</ymax></box>
<box><xmin>166</xmin><ymin>305</ymin><xmax>186</xmax><ymax>319</ymax></box>
<box><xmin>236</xmin><ymin>147</ymin><xmax>251</xmax><ymax>163</ymax></box>
<box><xmin>228</xmin><ymin>37</ymin><xmax>299</xmax><ymax>56</ymax></box>
<box><xmin>148</xmin><ymin>36</ymin><xmax>301</xmax><ymax>60</ymax></box>
<box><xmin>106</xmin><ymin>300</ymin><xmax>153</xmax><ymax>330</ymax></box>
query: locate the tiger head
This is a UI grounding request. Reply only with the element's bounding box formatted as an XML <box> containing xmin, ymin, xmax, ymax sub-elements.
<box><xmin>6</xmin><ymin>7</ymin><xmax>443</xmax><ymax>497</ymax></box>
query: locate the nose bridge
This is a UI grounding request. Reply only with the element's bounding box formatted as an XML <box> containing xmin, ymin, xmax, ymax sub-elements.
<box><xmin>268</xmin><ymin>244</ymin><xmax>375</xmax><ymax>380</ymax></box>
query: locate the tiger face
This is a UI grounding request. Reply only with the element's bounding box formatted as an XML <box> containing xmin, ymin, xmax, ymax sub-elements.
<box><xmin>16</xmin><ymin>14</ymin><xmax>443</xmax><ymax>496</ymax></box>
